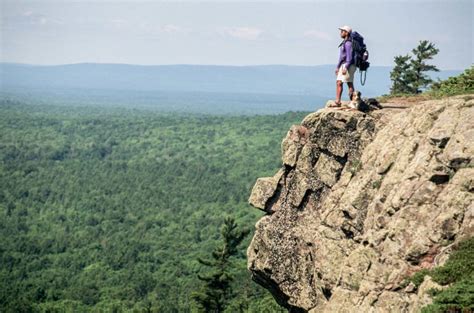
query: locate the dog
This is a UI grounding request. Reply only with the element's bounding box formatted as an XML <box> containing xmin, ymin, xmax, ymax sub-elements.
<box><xmin>347</xmin><ymin>90</ymin><xmax>379</xmax><ymax>112</ymax></box>
<box><xmin>348</xmin><ymin>90</ymin><xmax>363</xmax><ymax>110</ymax></box>
<box><xmin>328</xmin><ymin>90</ymin><xmax>381</xmax><ymax>112</ymax></box>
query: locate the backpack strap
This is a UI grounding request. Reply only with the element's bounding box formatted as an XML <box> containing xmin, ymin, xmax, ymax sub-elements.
<box><xmin>339</xmin><ymin>36</ymin><xmax>352</xmax><ymax>47</ymax></box>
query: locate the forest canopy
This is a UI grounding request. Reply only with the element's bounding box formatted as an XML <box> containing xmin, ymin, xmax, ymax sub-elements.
<box><xmin>0</xmin><ymin>99</ymin><xmax>306</xmax><ymax>312</ymax></box>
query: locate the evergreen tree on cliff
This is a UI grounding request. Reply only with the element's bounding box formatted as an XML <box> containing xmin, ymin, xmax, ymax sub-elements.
<box><xmin>410</xmin><ymin>40</ymin><xmax>440</xmax><ymax>93</ymax></box>
<box><xmin>191</xmin><ymin>217</ymin><xmax>249</xmax><ymax>312</ymax></box>
<box><xmin>390</xmin><ymin>55</ymin><xmax>415</xmax><ymax>94</ymax></box>
<box><xmin>390</xmin><ymin>40</ymin><xmax>439</xmax><ymax>94</ymax></box>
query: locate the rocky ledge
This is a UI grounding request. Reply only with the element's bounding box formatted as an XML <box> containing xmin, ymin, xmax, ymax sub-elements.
<box><xmin>247</xmin><ymin>95</ymin><xmax>474</xmax><ymax>312</ymax></box>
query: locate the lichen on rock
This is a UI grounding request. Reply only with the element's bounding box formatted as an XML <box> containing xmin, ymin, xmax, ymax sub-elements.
<box><xmin>247</xmin><ymin>95</ymin><xmax>474</xmax><ymax>312</ymax></box>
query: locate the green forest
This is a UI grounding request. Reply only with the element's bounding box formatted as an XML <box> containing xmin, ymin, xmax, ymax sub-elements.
<box><xmin>0</xmin><ymin>98</ymin><xmax>308</xmax><ymax>312</ymax></box>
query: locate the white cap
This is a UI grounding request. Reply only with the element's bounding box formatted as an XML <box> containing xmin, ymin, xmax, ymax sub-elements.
<box><xmin>338</xmin><ymin>25</ymin><xmax>352</xmax><ymax>33</ymax></box>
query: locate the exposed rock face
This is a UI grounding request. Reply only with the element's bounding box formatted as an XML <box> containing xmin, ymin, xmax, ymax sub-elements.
<box><xmin>247</xmin><ymin>95</ymin><xmax>474</xmax><ymax>312</ymax></box>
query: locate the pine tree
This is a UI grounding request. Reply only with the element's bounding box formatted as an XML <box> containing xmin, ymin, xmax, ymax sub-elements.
<box><xmin>410</xmin><ymin>40</ymin><xmax>440</xmax><ymax>93</ymax></box>
<box><xmin>390</xmin><ymin>54</ymin><xmax>415</xmax><ymax>94</ymax></box>
<box><xmin>390</xmin><ymin>40</ymin><xmax>439</xmax><ymax>95</ymax></box>
<box><xmin>191</xmin><ymin>217</ymin><xmax>250</xmax><ymax>312</ymax></box>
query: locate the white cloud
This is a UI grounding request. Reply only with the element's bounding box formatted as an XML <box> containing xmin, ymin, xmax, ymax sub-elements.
<box><xmin>18</xmin><ymin>10</ymin><xmax>63</xmax><ymax>26</ymax></box>
<box><xmin>113</xmin><ymin>21</ymin><xmax>189</xmax><ymax>36</ymax></box>
<box><xmin>22</xmin><ymin>10</ymin><xmax>34</xmax><ymax>17</ymax></box>
<box><xmin>303</xmin><ymin>29</ymin><xmax>332</xmax><ymax>41</ymax></box>
<box><xmin>160</xmin><ymin>24</ymin><xmax>185</xmax><ymax>34</ymax></box>
<box><xmin>109</xmin><ymin>18</ymin><xmax>129</xmax><ymax>29</ymax></box>
<box><xmin>222</xmin><ymin>26</ymin><xmax>263</xmax><ymax>40</ymax></box>
<box><xmin>134</xmin><ymin>23</ymin><xmax>192</xmax><ymax>38</ymax></box>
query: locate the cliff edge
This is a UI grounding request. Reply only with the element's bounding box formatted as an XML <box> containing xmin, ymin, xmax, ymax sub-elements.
<box><xmin>247</xmin><ymin>95</ymin><xmax>474</xmax><ymax>312</ymax></box>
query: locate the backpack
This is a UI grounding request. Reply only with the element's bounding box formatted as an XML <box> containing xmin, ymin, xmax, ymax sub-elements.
<box><xmin>350</xmin><ymin>31</ymin><xmax>370</xmax><ymax>72</ymax></box>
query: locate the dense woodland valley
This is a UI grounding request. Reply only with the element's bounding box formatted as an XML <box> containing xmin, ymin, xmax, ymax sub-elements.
<box><xmin>1</xmin><ymin>65</ymin><xmax>472</xmax><ymax>312</ymax></box>
<box><xmin>0</xmin><ymin>98</ymin><xmax>307</xmax><ymax>312</ymax></box>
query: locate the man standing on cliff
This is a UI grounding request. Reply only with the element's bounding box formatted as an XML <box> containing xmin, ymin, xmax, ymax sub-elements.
<box><xmin>333</xmin><ymin>25</ymin><xmax>357</xmax><ymax>106</ymax></box>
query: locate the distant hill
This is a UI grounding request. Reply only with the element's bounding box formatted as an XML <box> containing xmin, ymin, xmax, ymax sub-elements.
<box><xmin>0</xmin><ymin>63</ymin><xmax>462</xmax><ymax>114</ymax></box>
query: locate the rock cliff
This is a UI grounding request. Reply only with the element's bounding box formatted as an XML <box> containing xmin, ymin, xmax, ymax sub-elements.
<box><xmin>247</xmin><ymin>95</ymin><xmax>474</xmax><ymax>312</ymax></box>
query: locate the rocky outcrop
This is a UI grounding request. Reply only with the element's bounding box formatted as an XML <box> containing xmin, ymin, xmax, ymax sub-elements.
<box><xmin>247</xmin><ymin>95</ymin><xmax>474</xmax><ymax>312</ymax></box>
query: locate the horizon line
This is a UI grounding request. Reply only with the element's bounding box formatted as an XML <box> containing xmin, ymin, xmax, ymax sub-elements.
<box><xmin>1</xmin><ymin>61</ymin><xmax>388</xmax><ymax>67</ymax></box>
<box><xmin>0</xmin><ymin>62</ymin><xmax>466</xmax><ymax>72</ymax></box>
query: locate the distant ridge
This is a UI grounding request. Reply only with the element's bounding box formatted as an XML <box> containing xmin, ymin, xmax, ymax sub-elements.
<box><xmin>0</xmin><ymin>62</ymin><xmax>461</xmax><ymax>97</ymax></box>
<box><xmin>0</xmin><ymin>63</ymin><xmax>462</xmax><ymax>114</ymax></box>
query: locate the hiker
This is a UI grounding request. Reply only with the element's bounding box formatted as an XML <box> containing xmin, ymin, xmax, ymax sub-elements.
<box><xmin>334</xmin><ymin>25</ymin><xmax>357</xmax><ymax>106</ymax></box>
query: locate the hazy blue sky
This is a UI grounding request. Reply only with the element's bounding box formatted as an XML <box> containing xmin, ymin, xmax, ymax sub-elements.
<box><xmin>1</xmin><ymin>0</ymin><xmax>472</xmax><ymax>69</ymax></box>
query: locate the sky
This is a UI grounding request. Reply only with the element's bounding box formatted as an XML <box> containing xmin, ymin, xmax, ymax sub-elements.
<box><xmin>0</xmin><ymin>0</ymin><xmax>472</xmax><ymax>69</ymax></box>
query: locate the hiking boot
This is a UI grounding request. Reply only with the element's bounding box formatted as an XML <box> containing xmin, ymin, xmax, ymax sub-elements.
<box><xmin>326</xmin><ymin>100</ymin><xmax>342</xmax><ymax>108</ymax></box>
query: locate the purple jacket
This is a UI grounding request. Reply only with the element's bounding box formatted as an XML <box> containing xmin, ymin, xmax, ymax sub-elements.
<box><xmin>337</xmin><ymin>39</ymin><xmax>353</xmax><ymax>69</ymax></box>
